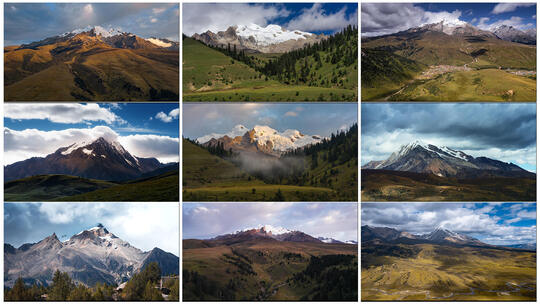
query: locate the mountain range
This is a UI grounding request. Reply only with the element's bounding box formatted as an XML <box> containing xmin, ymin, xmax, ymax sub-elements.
<box><xmin>199</xmin><ymin>225</ymin><xmax>355</xmax><ymax>245</ymax></box>
<box><xmin>362</xmin><ymin>225</ymin><xmax>535</xmax><ymax>250</ymax></box>
<box><xmin>191</xmin><ymin>23</ymin><xmax>326</xmax><ymax>53</ymax></box>
<box><xmin>362</xmin><ymin>140</ymin><xmax>535</xmax><ymax>179</ymax></box>
<box><xmin>5</xmin><ymin>137</ymin><xmax>168</xmax><ymax>182</ymax></box>
<box><xmin>5</xmin><ymin>26</ymin><xmax>179</xmax><ymax>101</ymax></box>
<box><xmin>197</xmin><ymin>125</ymin><xmax>323</xmax><ymax>157</ymax></box>
<box><xmin>4</xmin><ymin>224</ymin><xmax>178</xmax><ymax>287</ymax></box>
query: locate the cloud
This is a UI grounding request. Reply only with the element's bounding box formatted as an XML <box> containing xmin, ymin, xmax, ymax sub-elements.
<box><xmin>182</xmin><ymin>3</ymin><xmax>290</xmax><ymax>36</ymax></box>
<box><xmin>183</xmin><ymin>203</ymin><xmax>357</xmax><ymax>242</ymax></box>
<box><xmin>285</xmin><ymin>3</ymin><xmax>357</xmax><ymax>32</ymax></box>
<box><xmin>361</xmin><ymin>104</ymin><xmax>536</xmax><ymax>170</ymax></box>
<box><xmin>492</xmin><ymin>3</ymin><xmax>535</xmax><ymax>14</ymax></box>
<box><xmin>4</xmin><ymin>103</ymin><xmax>120</xmax><ymax>124</ymax></box>
<box><xmin>361</xmin><ymin>3</ymin><xmax>463</xmax><ymax>36</ymax></box>
<box><xmin>183</xmin><ymin>104</ymin><xmax>357</xmax><ymax>140</ymax></box>
<box><xmin>152</xmin><ymin>7</ymin><xmax>166</xmax><ymax>14</ymax></box>
<box><xmin>284</xmin><ymin>111</ymin><xmax>298</xmax><ymax>117</ymax></box>
<box><xmin>5</xmin><ymin>126</ymin><xmax>179</xmax><ymax>165</ymax></box>
<box><xmin>477</xmin><ymin>16</ymin><xmax>534</xmax><ymax>30</ymax></box>
<box><xmin>6</xmin><ymin>203</ymin><xmax>179</xmax><ymax>255</ymax></box>
<box><xmin>150</xmin><ymin>18</ymin><xmax>157</xmax><ymax>23</ymax></box>
<box><xmin>155</xmin><ymin>108</ymin><xmax>179</xmax><ymax>123</ymax></box>
<box><xmin>362</xmin><ymin>203</ymin><xmax>536</xmax><ymax>245</ymax></box>
<box><xmin>5</xmin><ymin>3</ymin><xmax>179</xmax><ymax>45</ymax></box>
<box><xmin>119</xmin><ymin>134</ymin><xmax>179</xmax><ymax>163</ymax></box>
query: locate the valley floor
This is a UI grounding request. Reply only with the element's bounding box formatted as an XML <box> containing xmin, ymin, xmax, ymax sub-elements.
<box><xmin>183</xmin><ymin>84</ymin><xmax>357</xmax><ymax>102</ymax></box>
<box><xmin>363</xmin><ymin>68</ymin><xmax>536</xmax><ymax>102</ymax></box>
<box><xmin>361</xmin><ymin>170</ymin><xmax>536</xmax><ymax>202</ymax></box>
<box><xmin>362</xmin><ymin>243</ymin><xmax>536</xmax><ymax>301</ymax></box>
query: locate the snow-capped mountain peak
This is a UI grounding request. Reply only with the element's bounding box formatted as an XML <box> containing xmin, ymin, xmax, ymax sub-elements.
<box><xmin>197</xmin><ymin>125</ymin><xmax>324</xmax><ymax>153</ymax></box>
<box><xmin>239</xmin><ymin>224</ymin><xmax>292</xmax><ymax>235</ymax></box>
<box><xmin>259</xmin><ymin>224</ymin><xmax>292</xmax><ymax>235</ymax></box>
<box><xmin>235</xmin><ymin>23</ymin><xmax>314</xmax><ymax>46</ymax></box>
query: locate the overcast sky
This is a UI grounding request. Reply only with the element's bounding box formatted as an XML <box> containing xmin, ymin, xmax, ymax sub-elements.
<box><xmin>183</xmin><ymin>203</ymin><xmax>357</xmax><ymax>242</ymax></box>
<box><xmin>183</xmin><ymin>3</ymin><xmax>357</xmax><ymax>36</ymax></box>
<box><xmin>4</xmin><ymin>103</ymin><xmax>179</xmax><ymax>165</ymax></box>
<box><xmin>362</xmin><ymin>202</ymin><xmax>536</xmax><ymax>245</ymax></box>
<box><xmin>4</xmin><ymin>3</ymin><xmax>179</xmax><ymax>45</ymax></box>
<box><xmin>183</xmin><ymin>103</ymin><xmax>357</xmax><ymax>140</ymax></box>
<box><xmin>5</xmin><ymin>202</ymin><xmax>179</xmax><ymax>255</ymax></box>
<box><xmin>361</xmin><ymin>103</ymin><xmax>536</xmax><ymax>172</ymax></box>
<box><xmin>362</xmin><ymin>3</ymin><xmax>536</xmax><ymax>36</ymax></box>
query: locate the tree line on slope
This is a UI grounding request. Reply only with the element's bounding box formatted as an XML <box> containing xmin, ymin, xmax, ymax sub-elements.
<box><xmin>4</xmin><ymin>262</ymin><xmax>179</xmax><ymax>301</ymax></box>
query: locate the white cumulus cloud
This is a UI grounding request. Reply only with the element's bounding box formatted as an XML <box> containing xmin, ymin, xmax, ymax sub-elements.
<box><xmin>492</xmin><ymin>3</ymin><xmax>535</xmax><ymax>14</ymax></box>
<box><xmin>4</xmin><ymin>103</ymin><xmax>120</xmax><ymax>124</ymax></box>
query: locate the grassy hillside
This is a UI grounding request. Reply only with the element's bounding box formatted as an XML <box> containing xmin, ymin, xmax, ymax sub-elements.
<box><xmin>182</xmin><ymin>139</ymin><xmax>340</xmax><ymax>201</ymax></box>
<box><xmin>361</xmin><ymin>31</ymin><xmax>536</xmax><ymax>101</ymax></box>
<box><xmin>183</xmin><ymin>240</ymin><xmax>357</xmax><ymax>301</ymax></box>
<box><xmin>362</xmin><ymin>32</ymin><xmax>536</xmax><ymax>68</ymax></box>
<box><xmin>58</xmin><ymin>169</ymin><xmax>179</xmax><ymax>201</ymax></box>
<box><xmin>361</xmin><ymin>169</ymin><xmax>536</xmax><ymax>201</ymax></box>
<box><xmin>5</xmin><ymin>170</ymin><xmax>179</xmax><ymax>202</ymax></box>
<box><xmin>4</xmin><ymin>175</ymin><xmax>115</xmax><ymax>201</ymax></box>
<box><xmin>182</xmin><ymin>29</ymin><xmax>358</xmax><ymax>102</ymax></box>
<box><xmin>362</xmin><ymin>242</ymin><xmax>536</xmax><ymax>300</ymax></box>
<box><xmin>361</xmin><ymin>48</ymin><xmax>426</xmax><ymax>100</ymax></box>
<box><xmin>5</xmin><ymin>43</ymin><xmax>179</xmax><ymax>101</ymax></box>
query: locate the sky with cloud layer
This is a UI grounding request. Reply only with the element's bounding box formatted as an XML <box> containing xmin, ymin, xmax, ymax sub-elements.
<box><xmin>4</xmin><ymin>3</ymin><xmax>179</xmax><ymax>45</ymax></box>
<box><xmin>362</xmin><ymin>2</ymin><xmax>536</xmax><ymax>36</ymax></box>
<box><xmin>4</xmin><ymin>103</ymin><xmax>179</xmax><ymax>165</ymax></box>
<box><xmin>361</xmin><ymin>103</ymin><xmax>536</xmax><ymax>172</ymax></box>
<box><xmin>183</xmin><ymin>103</ymin><xmax>357</xmax><ymax>141</ymax></box>
<box><xmin>362</xmin><ymin>202</ymin><xmax>536</xmax><ymax>245</ymax></box>
<box><xmin>183</xmin><ymin>202</ymin><xmax>357</xmax><ymax>242</ymax></box>
<box><xmin>5</xmin><ymin>202</ymin><xmax>179</xmax><ymax>255</ymax></box>
<box><xmin>183</xmin><ymin>3</ymin><xmax>358</xmax><ymax>36</ymax></box>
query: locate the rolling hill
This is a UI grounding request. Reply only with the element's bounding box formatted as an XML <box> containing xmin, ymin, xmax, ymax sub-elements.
<box><xmin>5</xmin><ymin>27</ymin><xmax>179</xmax><ymax>101</ymax></box>
<box><xmin>361</xmin><ymin>20</ymin><xmax>536</xmax><ymax>101</ymax></box>
<box><xmin>183</xmin><ymin>226</ymin><xmax>357</xmax><ymax>301</ymax></box>
<box><xmin>183</xmin><ymin>25</ymin><xmax>358</xmax><ymax>102</ymax></box>
<box><xmin>361</xmin><ymin>225</ymin><xmax>536</xmax><ymax>301</ymax></box>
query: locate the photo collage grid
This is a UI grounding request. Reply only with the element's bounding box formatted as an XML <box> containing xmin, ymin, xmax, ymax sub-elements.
<box><xmin>1</xmin><ymin>1</ymin><xmax>537</xmax><ymax>303</ymax></box>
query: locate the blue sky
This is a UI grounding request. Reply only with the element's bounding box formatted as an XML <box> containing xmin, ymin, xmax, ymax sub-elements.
<box><xmin>5</xmin><ymin>202</ymin><xmax>179</xmax><ymax>255</ymax></box>
<box><xmin>4</xmin><ymin>103</ymin><xmax>179</xmax><ymax>165</ymax></box>
<box><xmin>362</xmin><ymin>3</ymin><xmax>536</xmax><ymax>36</ymax></box>
<box><xmin>5</xmin><ymin>3</ymin><xmax>179</xmax><ymax>45</ymax></box>
<box><xmin>362</xmin><ymin>202</ymin><xmax>536</xmax><ymax>245</ymax></box>
<box><xmin>183</xmin><ymin>203</ymin><xmax>357</xmax><ymax>242</ymax></box>
<box><xmin>183</xmin><ymin>103</ymin><xmax>357</xmax><ymax>140</ymax></box>
<box><xmin>183</xmin><ymin>3</ymin><xmax>357</xmax><ymax>36</ymax></box>
<box><xmin>361</xmin><ymin>103</ymin><xmax>536</xmax><ymax>172</ymax></box>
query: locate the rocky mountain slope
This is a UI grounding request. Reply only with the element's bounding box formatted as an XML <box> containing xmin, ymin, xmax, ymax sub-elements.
<box><xmin>362</xmin><ymin>225</ymin><xmax>487</xmax><ymax>246</ymax></box>
<box><xmin>4</xmin><ymin>137</ymin><xmax>164</xmax><ymax>182</ymax></box>
<box><xmin>5</xmin><ymin>26</ymin><xmax>179</xmax><ymax>101</ymax></box>
<box><xmin>4</xmin><ymin>224</ymin><xmax>178</xmax><ymax>287</ymax></box>
<box><xmin>362</xmin><ymin>140</ymin><xmax>534</xmax><ymax>179</ymax></box>
<box><xmin>492</xmin><ymin>25</ymin><xmax>536</xmax><ymax>45</ymax></box>
<box><xmin>192</xmin><ymin>23</ymin><xmax>325</xmax><ymax>53</ymax></box>
<box><xmin>197</xmin><ymin>125</ymin><xmax>323</xmax><ymax>156</ymax></box>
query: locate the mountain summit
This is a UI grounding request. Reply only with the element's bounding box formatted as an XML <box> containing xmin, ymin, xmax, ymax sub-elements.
<box><xmin>4</xmin><ymin>225</ymin><xmax>178</xmax><ymax>287</ymax></box>
<box><xmin>191</xmin><ymin>23</ymin><xmax>326</xmax><ymax>53</ymax></box>
<box><xmin>4</xmin><ymin>137</ymin><xmax>164</xmax><ymax>181</ymax></box>
<box><xmin>197</xmin><ymin>125</ymin><xmax>323</xmax><ymax>156</ymax></box>
<box><xmin>362</xmin><ymin>225</ymin><xmax>487</xmax><ymax>246</ymax></box>
<box><xmin>362</xmin><ymin>141</ymin><xmax>534</xmax><ymax>178</ymax></box>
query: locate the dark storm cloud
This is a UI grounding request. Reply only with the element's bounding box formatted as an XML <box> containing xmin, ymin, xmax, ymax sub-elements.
<box><xmin>5</xmin><ymin>3</ymin><xmax>179</xmax><ymax>45</ymax></box>
<box><xmin>361</xmin><ymin>203</ymin><xmax>536</xmax><ymax>245</ymax></box>
<box><xmin>362</xmin><ymin>104</ymin><xmax>536</xmax><ymax>150</ymax></box>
